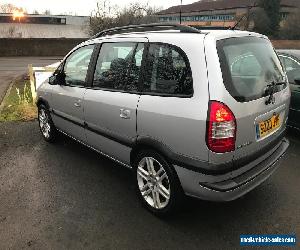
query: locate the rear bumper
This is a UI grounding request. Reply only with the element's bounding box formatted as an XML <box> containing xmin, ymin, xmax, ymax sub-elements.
<box><xmin>174</xmin><ymin>137</ymin><xmax>289</xmax><ymax>201</ymax></box>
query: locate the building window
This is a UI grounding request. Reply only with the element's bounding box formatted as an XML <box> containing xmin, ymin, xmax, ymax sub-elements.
<box><xmin>280</xmin><ymin>12</ymin><xmax>288</xmax><ymax>20</ymax></box>
<box><xmin>159</xmin><ymin>14</ymin><xmax>235</xmax><ymax>23</ymax></box>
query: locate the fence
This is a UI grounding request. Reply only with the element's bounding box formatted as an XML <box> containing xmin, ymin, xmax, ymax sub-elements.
<box><xmin>0</xmin><ymin>38</ymin><xmax>85</xmax><ymax>56</ymax></box>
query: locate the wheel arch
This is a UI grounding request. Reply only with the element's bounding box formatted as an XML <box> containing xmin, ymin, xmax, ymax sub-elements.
<box><xmin>130</xmin><ymin>136</ymin><xmax>175</xmax><ymax>167</ymax></box>
<box><xmin>36</xmin><ymin>97</ymin><xmax>50</xmax><ymax>110</ymax></box>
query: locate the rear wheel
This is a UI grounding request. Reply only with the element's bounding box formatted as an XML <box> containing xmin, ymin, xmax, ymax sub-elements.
<box><xmin>134</xmin><ymin>150</ymin><xmax>184</xmax><ymax>216</ymax></box>
<box><xmin>38</xmin><ymin>104</ymin><xmax>57</xmax><ymax>142</ymax></box>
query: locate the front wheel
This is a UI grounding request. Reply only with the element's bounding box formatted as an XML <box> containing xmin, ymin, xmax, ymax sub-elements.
<box><xmin>134</xmin><ymin>150</ymin><xmax>184</xmax><ymax>216</ymax></box>
<box><xmin>38</xmin><ymin>105</ymin><xmax>57</xmax><ymax>142</ymax></box>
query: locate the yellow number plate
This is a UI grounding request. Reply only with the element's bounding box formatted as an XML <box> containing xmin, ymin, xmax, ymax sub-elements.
<box><xmin>257</xmin><ymin>114</ymin><xmax>280</xmax><ymax>139</ymax></box>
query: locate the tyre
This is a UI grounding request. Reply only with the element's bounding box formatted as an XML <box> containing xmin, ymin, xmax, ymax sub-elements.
<box><xmin>134</xmin><ymin>149</ymin><xmax>184</xmax><ymax>216</ymax></box>
<box><xmin>38</xmin><ymin>104</ymin><xmax>57</xmax><ymax>142</ymax></box>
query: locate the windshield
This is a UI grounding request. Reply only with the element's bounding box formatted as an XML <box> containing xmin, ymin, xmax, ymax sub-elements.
<box><xmin>217</xmin><ymin>36</ymin><xmax>286</xmax><ymax>102</ymax></box>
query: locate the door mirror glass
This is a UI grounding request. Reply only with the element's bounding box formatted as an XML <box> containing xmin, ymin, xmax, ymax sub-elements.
<box><xmin>49</xmin><ymin>72</ymin><xmax>65</xmax><ymax>85</ymax></box>
<box><xmin>49</xmin><ymin>75</ymin><xmax>58</xmax><ymax>85</ymax></box>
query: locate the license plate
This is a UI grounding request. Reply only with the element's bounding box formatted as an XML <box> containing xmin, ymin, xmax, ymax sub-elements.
<box><xmin>257</xmin><ymin>114</ymin><xmax>280</xmax><ymax>139</ymax></box>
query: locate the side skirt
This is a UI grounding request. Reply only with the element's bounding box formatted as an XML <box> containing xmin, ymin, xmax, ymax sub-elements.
<box><xmin>57</xmin><ymin>129</ymin><xmax>132</xmax><ymax>170</ymax></box>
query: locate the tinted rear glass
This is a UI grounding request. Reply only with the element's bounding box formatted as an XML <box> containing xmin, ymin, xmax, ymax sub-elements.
<box><xmin>217</xmin><ymin>37</ymin><xmax>286</xmax><ymax>102</ymax></box>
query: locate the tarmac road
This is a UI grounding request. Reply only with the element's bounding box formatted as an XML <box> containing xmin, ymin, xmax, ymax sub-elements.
<box><xmin>0</xmin><ymin>57</ymin><xmax>61</xmax><ymax>103</ymax></box>
<box><xmin>0</xmin><ymin>121</ymin><xmax>299</xmax><ymax>249</ymax></box>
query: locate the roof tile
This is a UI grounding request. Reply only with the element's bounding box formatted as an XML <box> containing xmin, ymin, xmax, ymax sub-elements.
<box><xmin>158</xmin><ymin>0</ymin><xmax>300</xmax><ymax>15</ymax></box>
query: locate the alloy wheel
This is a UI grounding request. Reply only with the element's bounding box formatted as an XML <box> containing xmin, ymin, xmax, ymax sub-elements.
<box><xmin>137</xmin><ymin>157</ymin><xmax>171</xmax><ymax>209</ymax></box>
<box><xmin>39</xmin><ymin>108</ymin><xmax>51</xmax><ymax>139</ymax></box>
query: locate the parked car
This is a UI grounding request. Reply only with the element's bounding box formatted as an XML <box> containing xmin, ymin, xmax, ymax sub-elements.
<box><xmin>277</xmin><ymin>50</ymin><xmax>300</xmax><ymax>130</ymax></box>
<box><xmin>36</xmin><ymin>24</ymin><xmax>290</xmax><ymax>215</ymax></box>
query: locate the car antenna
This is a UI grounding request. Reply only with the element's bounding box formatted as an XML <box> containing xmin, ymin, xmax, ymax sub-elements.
<box><xmin>230</xmin><ymin>1</ymin><xmax>257</xmax><ymax>30</ymax></box>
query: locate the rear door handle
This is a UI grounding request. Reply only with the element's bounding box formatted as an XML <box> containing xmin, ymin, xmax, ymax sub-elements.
<box><xmin>120</xmin><ymin>109</ymin><xmax>130</xmax><ymax>119</ymax></box>
<box><xmin>74</xmin><ymin>100</ymin><xmax>81</xmax><ymax>108</ymax></box>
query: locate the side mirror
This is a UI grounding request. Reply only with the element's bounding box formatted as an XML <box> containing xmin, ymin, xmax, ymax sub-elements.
<box><xmin>49</xmin><ymin>72</ymin><xmax>65</xmax><ymax>85</ymax></box>
<box><xmin>49</xmin><ymin>75</ymin><xmax>58</xmax><ymax>85</ymax></box>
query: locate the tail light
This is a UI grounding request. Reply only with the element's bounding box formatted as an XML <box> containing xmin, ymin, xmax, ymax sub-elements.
<box><xmin>206</xmin><ymin>101</ymin><xmax>236</xmax><ymax>153</ymax></box>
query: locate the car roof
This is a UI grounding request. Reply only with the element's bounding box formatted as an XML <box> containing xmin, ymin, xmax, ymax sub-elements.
<box><xmin>84</xmin><ymin>29</ymin><xmax>265</xmax><ymax>44</ymax></box>
<box><xmin>71</xmin><ymin>23</ymin><xmax>268</xmax><ymax>55</ymax></box>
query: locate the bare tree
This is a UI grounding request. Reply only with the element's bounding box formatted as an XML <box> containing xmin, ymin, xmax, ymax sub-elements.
<box><xmin>44</xmin><ymin>9</ymin><xmax>51</xmax><ymax>15</ymax></box>
<box><xmin>92</xmin><ymin>0</ymin><xmax>115</xmax><ymax>18</ymax></box>
<box><xmin>0</xmin><ymin>3</ymin><xmax>17</xmax><ymax>13</ymax></box>
<box><xmin>89</xmin><ymin>1</ymin><xmax>160</xmax><ymax>36</ymax></box>
<box><xmin>115</xmin><ymin>3</ymin><xmax>159</xmax><ymax>25</ymax></box>
<box><xmin>252</xmin><ymin>8</ymin><xmax>271</xmax><ymax>35</ymax></box>
<box><xmin>233</xmin><ymin>12</ymin><xmax>253</xmax><ymax>30</ymax></box>
<box><xmin>232</xmin><ymin>6</ymin><xmax>270</xmax><ymax>33</ymax></box>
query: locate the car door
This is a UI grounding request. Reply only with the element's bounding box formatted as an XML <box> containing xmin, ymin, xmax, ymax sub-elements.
<box><xmin>137</xmin><ymin>42</ymin><xmax>202</xmax><ymax>162</ymax></box>
<box><xmin>290</xmin><ymin>83</ymin><xmax>300</xmax><ymax>128</ymax></box>
<box><xmin>50</xmin><ymin>44</ymin><xmax>95</xmax><ymax>142</ymax></box>
<box><xmin>84</xmin><ymin>38</ymin><xmax>147</xmax><ymax>164</ymax></box>
<box><xmin>279</xmin><ymin>55</ymin><xmax>300</xmax><ymax>128</ymax></box>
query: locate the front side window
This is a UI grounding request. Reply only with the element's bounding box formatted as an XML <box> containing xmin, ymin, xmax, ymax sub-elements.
<box><xmin>217</xmin><ymin>37</ymin><xmax>286</xmax><ymax>102</ymax></box>
<box><xmin>143</xmin><ymin>43</ymin><xmax>193</xmax><ymax>96</ymax></box>
<box><xmin>93</xmin><ymin>42</ymin><xmax>144</xmax><ymax>91</ymax></box>
<box><xmin>63</xmin><ymin>45</ymin><xmax>94</xmax><ymax>86</ymax></box>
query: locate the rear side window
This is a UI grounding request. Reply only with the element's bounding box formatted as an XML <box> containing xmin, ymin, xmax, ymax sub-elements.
<box><xmin>217</xmin><ymin>37</ymin><xmax>286</xmax><ymax>102</ymax></box>
<box><xmin>93</xmin><ymin>42</ymin><xmax>143</xmax><ymax>92</ymax></box>
<box><xmin>143</xmin><ymin>43</ymin><xmax>193</xmax><ymax>96</ymax></box>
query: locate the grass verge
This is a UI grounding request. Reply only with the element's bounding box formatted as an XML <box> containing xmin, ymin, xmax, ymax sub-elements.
<box><xmin>0</xmin><ymin>74</ymin><xmax>37</xmax><ymax>122</ymax></box>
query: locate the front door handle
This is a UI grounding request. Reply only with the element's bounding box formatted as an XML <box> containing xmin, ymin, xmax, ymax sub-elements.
<box><xmin>120</xmin><ymin>109</ymin><xmax>130</xmax><ymax>119</ymax></box>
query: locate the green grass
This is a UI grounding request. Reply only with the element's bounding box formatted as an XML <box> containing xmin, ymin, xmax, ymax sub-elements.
<box><xmin>0</xmin><ymin>76</ymin><xmax>37</xmax><ymax>122</ymax></box>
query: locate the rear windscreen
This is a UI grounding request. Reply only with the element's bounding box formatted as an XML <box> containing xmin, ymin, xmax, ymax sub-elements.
<box><xmin>217</xmin><ymin>37</ymin><xmax>286</xmax><ymax>102</ymax></box>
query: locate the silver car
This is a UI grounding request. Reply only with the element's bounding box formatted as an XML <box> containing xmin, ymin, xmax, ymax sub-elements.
<box><xmin>36</xmin><ymin>24</ymin><xmax>290</xmax><ymax>216</ymax></box>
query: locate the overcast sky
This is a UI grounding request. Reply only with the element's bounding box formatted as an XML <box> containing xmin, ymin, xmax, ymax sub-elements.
<box><xmin>1</xmin><ymin>0</ymin><xmax>197</xmax><ymax>16</ymax></box>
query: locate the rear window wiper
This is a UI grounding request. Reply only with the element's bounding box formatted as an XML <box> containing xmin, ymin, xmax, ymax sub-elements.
<box><xmin>264</xmin><ymin>81</ymin><xmax>286</xmax><ymax>105</ymax></box>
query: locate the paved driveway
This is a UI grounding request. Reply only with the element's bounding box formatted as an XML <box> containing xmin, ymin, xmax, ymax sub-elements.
<box><xmin>0</xmin><ymin>121</ymin><xmax>299</xmax><ymax>249</ymax></box>
<box><xmin>0</xmin><ymin>57</ymin><xmax>61</xmax><ymax>102</ymax></box>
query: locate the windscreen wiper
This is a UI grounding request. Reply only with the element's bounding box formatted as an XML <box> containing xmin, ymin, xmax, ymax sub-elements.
<box><xmin>264</xmin><ymin>81</ymin><xmax>286</xmax><ymax>105</ymax></box>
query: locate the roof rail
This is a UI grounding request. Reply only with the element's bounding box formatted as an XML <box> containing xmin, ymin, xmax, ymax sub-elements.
<box><xmin>190</xmin><ymin>25</ymin><xmax>237</xmax><ymax>30</ymax></box>
<box><xmin>91</xmin><ymin>23</ymin><xmax>201</xmax><ymax>39</ymax></box>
